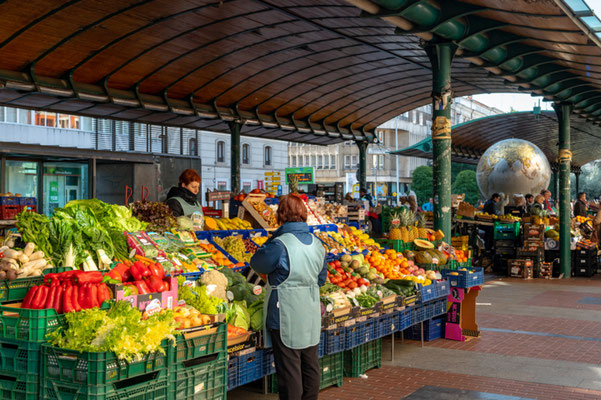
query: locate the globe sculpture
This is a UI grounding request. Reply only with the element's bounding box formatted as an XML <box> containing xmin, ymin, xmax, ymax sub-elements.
<box><xmin>476</xmin><ymin>139</ymin><xmax>551</xmax><ymax>201</ymax></box>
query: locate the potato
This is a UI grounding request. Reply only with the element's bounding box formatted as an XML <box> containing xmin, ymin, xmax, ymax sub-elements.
<box><xmin>6</xmin><ymin>269</ymin><xmax>17</xmax><ymax>281</ymax></box>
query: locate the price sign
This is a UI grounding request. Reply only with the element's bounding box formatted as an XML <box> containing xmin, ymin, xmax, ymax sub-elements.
<box><xmin>285</xmin><ymin>167</ymin><xmax>314</xmax><ymax>184</ymax></box>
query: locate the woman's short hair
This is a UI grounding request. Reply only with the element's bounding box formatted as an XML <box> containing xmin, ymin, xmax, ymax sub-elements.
<box><xmin>277</xmin><ymin>195</ymin><xmax>307</xmax><ymax>224</ymax></box>
<box><xmin>179</xmin><ymin>169</ymin><xmax>201</xmax><ymax>186</ymax></box>
<box><xmin>535</xmin><ymin>194</ymin><xmax>545</xmax><ymax>203</ymax></box>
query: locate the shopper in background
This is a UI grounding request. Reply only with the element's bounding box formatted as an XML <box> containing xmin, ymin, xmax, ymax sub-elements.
<box><xmin>541</xmin><ymin>189</ymin><xmax>553</xmax><ymax>213</ymax></box>
<box><xmin>483</xmin><ymin>193</ymin><xmax>500</xmax><ymax>215</ymax></box>
<box><xmin>525</xmin><ymin>193</ymin><xmax>534</xmax><ymax>210</ymax></box>
<box><xmin>482</xmin><ymin>193</ymin><xmax>500</xmax><ymax>250</ymax></box>
<box><xmin>359</xmin><ymin>187</ymin><xmax>375</xmax><ymax>208</ymax></box>
<box><xmin>165</xmin><ymin>169</ymin><xmax>204</xmax><ymax>221</ymax></box>
<box><xmin>422</xmin><ymin>198</ymin><xmax>434</xmax><ymax>212</ymax></box>
<box><xmin>574</xmin><ymin>192</ymin><xmax>588</xmax><ymax>218</ymax></box>
<box><xmin>250</xmin><ymin>195</ymin><xmax>327</xmax><ymax>400</ymax></box>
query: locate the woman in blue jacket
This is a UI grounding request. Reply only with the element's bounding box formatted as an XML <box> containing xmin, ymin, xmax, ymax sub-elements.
<box><xmin>250</xmin><ymin>194</ymin><xmax>327</xmax><ymax>400</ymax></box>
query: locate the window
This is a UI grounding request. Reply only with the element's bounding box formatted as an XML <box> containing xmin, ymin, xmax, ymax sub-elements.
<box><xmin>378</xmin><ymin>155</ymin><xmax>384</xmax><ymax>169</ymax></box>
<box><xmin>217</xmin><ymin>141</ymin><xmax>225</xmax><ymax>163</ymax></box>
<box><xmin>330</xmin><ymin>155</ymin><xmax>336</xmax><ymax>169</ymax></box>
<box><xmin>242</xmin><ymin>143</ymin><xmax>250</xmax><ymax>165</ymax></box>
<box><xmin>189</xmin><ymin>138</ymin><xmax>197</xmax><ymax>156</ymax></box>
<box><xmin>412</xmin><ymin>111</ymin><xmax>417</xmax><ymax>124</ymax></box>
<box><xmin>264</xmin><ymin>146</ymin><xmax>272</xmax><ymax>166</ymax></box>
<box><xmin>376</xmin><ymin>131</ymin><xmax>384</xmax><ymax>144</ymax></box>
<box><xmin>344</xmin><ymin>141</ymin><xmax>353</xmax><ymax>146</ymax></box>
<box><xmin>18</xmin><ymin>109</ymin><xmax>29</xmax><ymax>125</ymax></box>
<box><xmin>401</xmin><ymin>112</ymin><xmax>409</xmax><ymax>120</ymax></box>
<box><xmin>344</xmin><ymin>155</ymin><xmax>351</xmax><ymax>170</ymax></box>
<box><xmin>291</xmin><ymin>156</ymin><xmax>296</xmax><ymax>167</ymax></box>
<box><xmin>317</xmin><ymin>155</ymin><xmax>323</xmax><ymax>169</ymax></box>
<box><xmin>5</xmin><ymin>108</ymin><xmax>16</xmax><ymax>123</ymax></box>
<box><xmin>324</xmin><ymin>155</ymin><xmax>329</xmax><ymax>169</ymax></box>
<box><xmin>305</xmin><ymin>155</ymin><xmax>310</xmax><ymax>166</ymax></box>
<box><xmin>352</xmin><ymin>155</ymin><xmax>358</xmax><ymax>168</ymax></box>
<box><xmin>419</xmin><ymin>113</ymin><xmax>423</xmax><ymax>125</ymax></box>
<box><xmin>311</xmin><ymin>155</ymin><xmax>316</xmax><ymax>166</ymax></box>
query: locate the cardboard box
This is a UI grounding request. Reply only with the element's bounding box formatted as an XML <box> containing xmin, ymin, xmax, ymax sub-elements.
<box><xmin>110</xmin><ymin>276</ymin><xmax>178</xmax><ymax>312</ymax></box>
<box><xmin>457</xmin><ymin>202</ymin><xmax>475</xmax><ymax>218</ymax></box>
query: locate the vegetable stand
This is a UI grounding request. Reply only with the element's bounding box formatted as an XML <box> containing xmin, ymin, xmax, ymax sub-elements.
<box><xmin>0</xmin><ymin>197</ymin><xmax>479</xmax><ymax>398</ymax></box>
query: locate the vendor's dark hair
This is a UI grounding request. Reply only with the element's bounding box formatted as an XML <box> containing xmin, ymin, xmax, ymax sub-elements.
<box><xmin>525</xmin><ymin>193</ymin><xmax>533</xmax><ymax>200</ymax></box>
<box><xmin>179</xmin><ymin>169</ymin><xmax>201</xmax><ymax>186</ymax></box>
<box><xmin>491</xmin><ymin>193</ymin><xmax>500</xmax><ymax>200</ymax></box>
<box><xmin>578</xmin><ymin>192</ymin><xmax>586</xmax><ymax>198</ymax></box>
<box><xmin>277</xmin><ymin>194</ymin><xmax>307</xmax><ymax>224</ymax></box>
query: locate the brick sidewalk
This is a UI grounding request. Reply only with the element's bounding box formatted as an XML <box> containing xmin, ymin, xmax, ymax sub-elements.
<box><xmin>318</xmin><ymin>366</ymin><xmax>601</xmax><ymax>400</ymax></box>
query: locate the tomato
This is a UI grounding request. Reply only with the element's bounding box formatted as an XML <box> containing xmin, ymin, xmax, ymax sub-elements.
<box><xmin>334</xmin><ymin>260</ymin><xmax>341</xmax><ymax>268</ymax></box>
<box><xmin>348</xmin><ymin>282</ymin><xmax>358</xmax><ymax>289</ymax></box>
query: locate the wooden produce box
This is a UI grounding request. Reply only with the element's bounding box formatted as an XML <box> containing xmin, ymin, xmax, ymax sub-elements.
<box><xmin>508</xmin><ymin>259</ymin><xmax>533</xmax><ymax>279</ymax></box>
<box><xmin>457</xmin><ymin>202</ymin><xmax>475</xmax><ymax>219</ymax></box>
<box><xmin>539</xmin><ymin>262</ymin><xmax>552</xmax><ymax>279</ymax></box>
<box><xmin>240</xmin><ymin>193</ymin><xmax>279</xmax><ymax>230</ymax></box>
<box><xmin>523</xmin><ymin>224</ymin><xmax>544</xmax><ymax>240</ymax></box>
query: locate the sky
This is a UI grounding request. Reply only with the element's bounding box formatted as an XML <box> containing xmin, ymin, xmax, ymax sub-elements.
<box><xmin>471</xmin><ymin>94</ymin><xmax>552</xmax><ymax>113</ymax></box>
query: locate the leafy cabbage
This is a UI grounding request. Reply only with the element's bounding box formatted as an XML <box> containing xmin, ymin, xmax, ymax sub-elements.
<box><xmin>226</xmin><ymin>301</ymin><xmax>250</xmax><ymax>331</ymax></box>
<box><xmin>47</xmin><ymin>301</ymin><xmax>178</xmax><ymax>361</ymax></box>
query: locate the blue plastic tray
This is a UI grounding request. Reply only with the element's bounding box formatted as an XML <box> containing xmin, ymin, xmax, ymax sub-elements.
<box><xmin>405</xmin><ymin>317</ymin><xmax>444</xmax><ymax>341</ymax></box>
<box><xmin>324</xmin><ymin>326</ymin><xmax>345</xmax><ymax>355</ymax></box>
<box><xmin>441</xmin><ymin>267</ymin><xmax>484</xmax><ymax>288</ymax></box>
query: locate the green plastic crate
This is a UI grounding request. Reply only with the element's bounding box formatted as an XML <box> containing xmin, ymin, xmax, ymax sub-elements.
<box><xmin>343</xmin><ymin>339</ymin><xmax>382</xmax><ymax>378</ymax></box>
<box><xmin>42</xmin><ymin>369</ymin><xmax>168</xmax><ymax>400</ymax></box>
<box><xmin>269</xmin><ymin>352</ymin><xmax>343</xmax><ymax>393</ymax></box>
<box><xmin>168</xmin><ymin>352</ymin><xmax>227</xmax><ymax>400</ymax></box>
<box><xmin>0</xmin><ymin>338</ymin><xmax>41</xmax><ymax>374</ymax></box>
<box><xmin>42</xmin><ymin>341</ymin><xmax>170</xmax><ymax>385</ymax></box>
<box><xmin>0</xmin><ymin>305</ymin><xmax>65</xmax><ymax>342</ymax></box>
<box><xmin>173</xmin><ymin>323</ymin><xmax>227</xmax><ymax>363</ymax></box>
<box><xmin>0</xmin><ymin>369</ymin><xmax>39</xmax><ymax>400</ymax></box>
<box><xmin>0</xmin><ymin>267</ymin><xmax>73</xmax><ymax>304</ymax></box>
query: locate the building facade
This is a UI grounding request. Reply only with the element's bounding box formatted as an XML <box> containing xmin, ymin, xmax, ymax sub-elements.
<box><xmin>0</xmin><ymin>106</ymin><xmax>286</xmax><ymax>214</ymax></box>
<box><xmin>288</xmin><ymin>96</ymin><xmax>503</xmax><ymax>199</ymax></box>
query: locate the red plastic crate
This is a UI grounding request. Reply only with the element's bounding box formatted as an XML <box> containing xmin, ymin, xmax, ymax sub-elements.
<box><xmin>19</xmin><ymin>205</ymin><xmax>37</xmax><ymax>213</ymax></box>
<box><xmin>0</xmin><ymin>205</ymin><xmax>20</xmax><ymax>220</ymax></box>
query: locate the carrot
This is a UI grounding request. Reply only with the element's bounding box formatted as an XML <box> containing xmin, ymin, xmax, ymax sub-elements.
<box><xmin>134</xmin><ymin>255</ymin><xmax>155</xmax><ymax>265</ymax></box>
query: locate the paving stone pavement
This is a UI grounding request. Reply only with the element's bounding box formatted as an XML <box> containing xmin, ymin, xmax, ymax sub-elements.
<box><xmin>228</xmin><ymin>276</ymin><xmax>601</xmax><ymax>399</ymax></box>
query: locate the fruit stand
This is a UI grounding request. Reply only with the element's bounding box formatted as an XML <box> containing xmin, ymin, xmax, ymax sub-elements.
<box><xmin>0</xmin><ymin>196</ymin><xmax>483</xmax><ymax>399</ymax></box>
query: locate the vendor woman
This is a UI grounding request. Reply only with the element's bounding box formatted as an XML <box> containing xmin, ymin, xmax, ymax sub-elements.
<box><xmin>250</xmin><ymin>194</ymin><xmax>327</xmax><ymax>400</ymax></box>
<box><xmin>165</xmin><ymin>169</ymin><xmax>203</xmax><ymax>221</ymax></box>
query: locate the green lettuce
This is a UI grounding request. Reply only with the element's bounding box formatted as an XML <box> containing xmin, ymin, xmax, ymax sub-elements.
<box><xmin>227</xmin><ymin>301</ymin><xmax>250</xmax><ymax>331</ymax></box>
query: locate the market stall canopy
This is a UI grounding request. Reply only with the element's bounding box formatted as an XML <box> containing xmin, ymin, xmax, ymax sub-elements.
<box><xmin>0</xmin><ymin>0</ymin><xmax>599</xmax><ymax>144</ymax></box>
<box><xmin>390</xmin><ymin>110</ymin><xmax>601</xmax><ymax>168</ymax></box>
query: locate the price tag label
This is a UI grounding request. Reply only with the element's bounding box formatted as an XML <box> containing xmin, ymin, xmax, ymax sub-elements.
<box><xmin>145</xmin><ymin>299</ymin><xmax>162</xmax><ymax>316</ymax></box>
<box><xmin>326</xmin><ymin>304</ymin><xmax>333</xmax><ymax>313</ymax></box>
<box><xmin>227</xmin><ymin>291</ymin><xmax>234</xmax><ymax>301</ymax></box>
<box><xmin>377</xmin><ymin>290</ymin><xmax>383</xmax><ymax>298</ymax></box>
<box><xmin>262</xmin><ymin>209</ymin><xmax>271</xmax><ymax>218</ymax></box>
<box><xmin>391</xmin><ymin>219</ymin><xmax>400</xmax><ymax>225</ymax></box>
<box><xmin>183</xmin><ymin>280</ymin><xmax>194</xmax><ymax>287</ymax></box>
<box><xmin>253</xmin><ymin>285</ymin><xmax>263</xmax><ymax>295</ymax></box>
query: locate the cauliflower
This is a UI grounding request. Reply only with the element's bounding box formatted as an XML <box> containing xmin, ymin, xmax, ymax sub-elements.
<box><xmin>200</xmin><ymin>270</ymin><xmax>228</xmax><ymax>291</ymax></box>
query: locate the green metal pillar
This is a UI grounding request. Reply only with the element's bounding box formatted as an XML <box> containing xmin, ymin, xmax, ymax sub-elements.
<box><xmin>357</xmin><ymin>141</ymin><xmax>368</xmax><ymax>190</ymax></box>
<box><xmin>553</xmin><ymin>102</ymin><xmax>573</xmax><ymax>278</ymax></box>
<box><xmin>424</xmin><ymin>42</ymin><xmax>457</xmax><ymax>240</ymax></box>
<box><xmin>228</xmin><ymin>121</ymin><xmax>241</xmax><ymax>194</ymax></box>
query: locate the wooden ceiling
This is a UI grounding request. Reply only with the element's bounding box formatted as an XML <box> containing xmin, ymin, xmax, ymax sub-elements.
<box><xmin>0</xmin><ymin>0</ymin><xmax>596</xmax><ymax>145</ymax></box>
<box><xmin>392</xmin><ymin>111</ymin><xmax>601</xmax><ymax>167</ymax></box>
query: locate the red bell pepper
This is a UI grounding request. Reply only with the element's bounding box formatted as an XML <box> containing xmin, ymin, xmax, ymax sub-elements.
<box><xmin>146</xmin><ymin>275</ymin><xmax>164</xmax><ymax>293</ymax></box>
<box><xmin>96</xmin><ymin>283</ymin><xmax>111</xmax><ymax>305</ymax></box>
<box><xmin>22</xmin><ymin>286</ymin><xmax>39</xmax><ymax>309</ymax></box>
<box><xmin>79</xmin><ymin>283</ymin><xmax>88</xmax><ymax>308</ymax></box>
<box><xmin>135</xmin><ymin>261</ymin><xmax>151</xmax><ymax>278</ymax></box>
<box><xmin>75</xmin><ymin>271</ymin><xmax>103</xmax><ymax>285</ymax></box>
<box><xmin>71</xmin><ymin>286</ymin><xmax>82</xmax><ymax>312</ymax></box>
<box><xmin>89</xmin><ymin>284</ymin><xmax>99</xmax><ymax>308</ymax></box>
<box><xmin>53</xmin><ymin>286</ymin><xmax>64</xmax><ymax>314</ymax></box>
<box><xmin>44</xmin><ymin>285</ymin><xmax>58</xmax><ymax>309</ymax></box>
<box><xmin>129</xmin><ymin>263</ymin><xmax>144</xmax><ymax>281</ymax></box>
<box><xmin>63</xmin><ymin>287</ymin><xmax>74</xmax><ymax>313</ymax></box>
<box><xmin>43</xmin><ymin>273</ymin><xmax>59</xmax><ymax>286</ymax></box>
<box><xmin>107</xmin><ymin>263</ymin><xmax>129</xmax><ymax>282</ymax></box>
<box><xmin>148</xmin><ymin>263</ymin><xmax>165</xmax><ymax>280</ymax></box>
<box><xmin>133</xmin><ymin>280</ymin><xmax>150</xmax><ymax>295</ymax></box>
<box><xmin>31</xmin><ymin>285</ymin><xmax>49</xmax><ymax>309</ymax></box>
<box><xmin>162</xmin><ymin>279</ymin><xmax>171</xmax><ymax>292</ymax></box>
